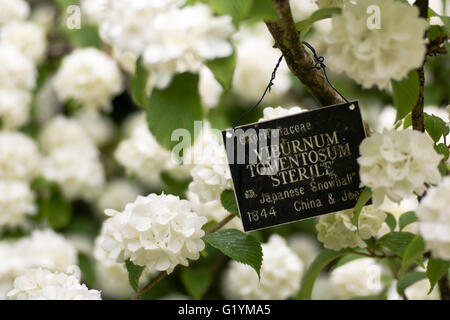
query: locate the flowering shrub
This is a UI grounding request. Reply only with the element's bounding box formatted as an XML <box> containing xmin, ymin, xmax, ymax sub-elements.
<box><xmin>0</xmin><ymin>0</ymin><xmax>448</xmax><ymax>301</ymax></box>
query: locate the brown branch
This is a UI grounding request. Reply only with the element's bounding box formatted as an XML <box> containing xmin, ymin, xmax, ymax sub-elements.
<box><xmin>266</xmin><ymin>0</ymin><xmax>374</xmax><ymax>136</ymax></box>
<box><xmin>132</xmin><ymin>213</ymin><xmax>236</xmax><ymax>299</ymax></box>
<box><xmin>132</xmin><ymin>271</ymin><xmax>166</xmax><ymax>300</ymax></box>
<box><xmin>411</xmin><ymin>0</ymin><xmax>429</xmax><ymax>132</ymax></box>
<box><xmin>265</xmin><ymin>0</ymin><xmax>346</xmax><ymax>107</ymax></box>
<box><xmin>426</xmin><ymin>35</ymin><xmax>448</xmax><ymax>57</ymax></box>
<box><xmin>438</xmin><ymin>273</ymin><xmax>450</xmax><ymax>300</ymax></box>
<box><xmin>205</xmin><ymin>213</ymin><xmax>235</xmax><ymax>235</ymax></box>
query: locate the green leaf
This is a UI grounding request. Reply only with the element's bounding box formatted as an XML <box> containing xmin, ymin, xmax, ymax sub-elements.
<box><xmin>427</xmin><ymin>25</ymin><xmax>447</xmax><ymax>42</ymax></box>
<box><xmin>36</xmin><ymin>183</ymin><xmax>72</xmax><ymax>230</ymax></box>
<box><xmin>295</xmin><ymin>7</ymin><xmax>341</xmax><ymax>38</ymax></box>
<box><xmin>208</xmin><ymin>0</ymin><xmax>254</xmax><ymax>25</ymax></box>
<box><xmin>66</xmin><ymin>25</ymin><xmax>102</xmax><ymax>48</ymax></box>
<box><xmin>125</xmin><ymin>259</ymin><xmax>145</xmax><ymax>293</ymax></box>
<box><xmin>398</xmin><ymin>211</ymin><xmax>418</xmax><ymax>231</ymax></box>
<box><xmin>438</xmin><ymin>161</ymin><xmax>448</xmax><ymax>176</ymax></box>
<box><xmin>424</xmin><ymin>113</ymin><xmax>447</xmax><ymax>142</ymax></box>
<box><xmin>181</xmin><ymin>267</ymin><xmax>212</xmax><ymax>300</ymax></box>
<box><xmin>392</xmin><ymin>70</ymin><xmax>420</xmax><ymax>121</ymax></box>
<box><xmin>297</xmin><ymin>248</ymin><xmax>351</xmax><ymax>300</ymax></box>
<box><xmin>351</xmin><ymin>187</ymin><xmax>372</xmax><ymax>227</ymax></box>
<box><xmin>403</xmin><ymin>113</ymin><xmax>412</xmax><ymax>129</ymax></box>
<box><xmin>384</xmin><ymin>212</ymin><xmax>397</xmax><ymax>232</ymax></box>
<box><xmin>428</xmin><ymin>8</ymin><xmax>439</xmax><ymax>18</ymax></box>
<box><xmin>146</xmin><ymin>72</ymin><xmax>203</xmax><ymax>150</ymax></box>
<box><xmin>220</xmin><ymin>189</ymin><xmax>240</xmax><ymax>217</ymax></box>
<box><xmin>247</xmin><ymin>0</ymin><xmax>278</xmax><ymax>21</ymax></box>
<box><xmin>160</xmin><ymin>172</ymin><xmax>191</xmax><ymax>198</ymax></box>
<box><xmin>397</xmin><ymin>271</ymin><xmax>427</xmax><ymax>296</ymax></box>
<box><xmin>435</xmin><ymin>143</ymin><xmax>450</xmax><ymax>161</ymax></box>
<box><xmin>399</xmin><ymin>235</ymin><xmax>425</xmax><ymax>276</ymax></box>
<box><xmin>78</xmin><ymin>252</ymin><xmax>96</xmax><ymax>288</ymax></box>
<box><xmin>131</xmin><ymin>57</ymin><xmax>149</xmax><ymax>108</ymax></box>
<box><xmin>378</xmin><ymin>232</ymin><xmax>416</xmax><ymax>257</ymax></box>
<box><xmin>203</xmin><ymin>229</ymin><xmax>262</xmax><ymax>278</ymax></box>
<box><xmin>442</xmin><ymin>16</ymin><xmax>450</xmax><ymax>35</ymax></box>
<box><xmin>54</xmin><ymin>0</ymin><xmax>77</xmax><ymax>11</ymax></box>
<box><xmin>206</xmin><ymin>51</ymin><xmax>236</xmax><ymax>90</ymax></box>
<box><xmin>64</xmin><ymin>213</ymin><xmax>101</xmax><ymax>237</ymax></box>
<box><xmin>184</xmin><ymin>0</ymin><xmax>208</xmax><ymax>6</ymax></box>
<box><xmin>426</xmin><ymin>257</ymin><xmax>450</xmax><ymax>294</ymax></box>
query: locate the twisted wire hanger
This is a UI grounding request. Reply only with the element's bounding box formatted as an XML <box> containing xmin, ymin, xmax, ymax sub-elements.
<box><xmin>232</xmin><ymin>41</ymin><xmax>348</xmax><ymax>129</ymax></box>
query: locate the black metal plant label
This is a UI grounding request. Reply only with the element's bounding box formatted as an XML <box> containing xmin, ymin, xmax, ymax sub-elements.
<box><xmin>222</xmin><ymin>101</ymin><xmax>367</xmax><ymax>232</ymax></box>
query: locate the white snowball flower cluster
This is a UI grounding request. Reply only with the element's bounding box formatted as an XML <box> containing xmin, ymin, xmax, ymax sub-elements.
<box><xmin>0</xmin><ymin>0</ymin><xmax>29</xmax><ymax>25</ymax></box>
<box><xmin>233</xmin><ymin>23</ymin><xmax>291</xmax><ymax>103</ymax></box>
<box><xmin>115</xmin><ymin>115</ymin><xmax>171</xmax><ymax>187</ymax></box>
<box><xmin>316</xmin><ymin>206</ymin><xmax>386</xmax><ymax>250</ymax></box>
<box><xmin>93</xmin><ymin>234</ymin><xmax>135</xmax><ymax>298</ymax></box>
<box><xmin>417</xmin><ymin>177</ymin><xmax>450</xmax><ymax>260</ymax></box>
<box><xmin>39</xmin><ymin>115</ymin><xmax>91</xmax><ymax>153</ymax></box>
<box><xmin>42</xmin><ymin>144</ymin><xmax>105</xmax><ymax>201</ymax></box>
<box><xmin>7</xmin><ymin>267</ymin><xmax>101</xmax><ymax>300</ymax></box>
<box><xmin>330</xmin><ymin>258</ymin><xmax>383</xmax><ymax>299</ymax></box>
<box><xmin>0</xmin><ymin>45</ymin><xmax>35</xmax><ymax>129</ymax></box>
<box><xmin>0</xmin><ymin>88</ymin><xmax>31</xmax><ymax>130</ymax></box>
<box><xmin>40</xmin><ymin>116</ymin><xmax>105</xmax><ymax>201</ymax></box>
<box><xmin>0</xmin><ymin>131</ymin><xmax>40</xmax><ymax>229</ymax></box>
<box><xmin>290</xmin><ymin>0</ymin><xmax>318</xmax><ymax>22</ymax></box>
<box><xmin>223</xmin><ymin>235</ymin><xmax>304</xmax><ymax>300</ymax></box>
<box><xmin>0</xmin><ymin>5</ymin><xmax>40</xmax><ymax>130</ymax></box>
<box><xmin>75</xmin><ymin>110</ymin><xmax>116</xmax><ymax>148</ymax></box>
<box><xmin>99</xmin><ymin>1</ymin><xmax>233</xmax><ymax>89</ymax></box>
<box><xmin>187</xmin><ymin>190</ymin><xmax>243</xmax><ymax>231</ymax></box>
<box><xmin>287</xmin><ymin>234</ymin><xmax>320</xmax><ymax>267</ymax></box>
<box><xmin>186</xmin><ymin>124</ymin><xmax>242</xmax><ymax>230</ymax></box>
<box><xmin>187</xmin><ymin>125</ymin><xmax>232</xmax><ymax>202</ymax></box>
<box><xmin>199</xmin><ymin>66</ymin><xmax>223</xmax><ymax>109</ymax></box>
<box><xmin>53</xmin><ymin>48</ymin><xmax>123</xmax><ymax>112</ymax></box>
<box><xmin>326</xmin><ymin>0</ymin><xmax>428</xmax><ymax>89</ymax></box>
<box><xmin>358</xmin><ymin>130</ymin><xmax>443</xmax><ymax>207</ymax></box>
<box><xmin>0</xmin><ymin>229</ymin><xmax>77</xmax><ymax>298</ymax></box>
<box><xmin>30</xmin><ymin>4</ymin><xmax>57</xmax><ymax>31</ymax></box>
<box><xmin>21</xmin><ymin>230</ymin><xmax>79</xmax><ymax>272</ymax></box>
<box><xmin>259</xmin><ymin>106</ymin><xmax>304</xmax><ymax>122</ymax></box>
<box><xmin>97</xmin><ymin>179</ymin><xmax>141</xmax><ymax>214</ymax></box>
<box><xmin>33</xmin><ymin>77</ymin><xmax>61</xmax><ymax>124</ymax></box>
<box><xmin>0</xmin><ymin>21</ymin><xmax>46</xmax><ymax>63</ymax></box>
<box><xmin>100</xmin><ymin>193</ymin><xmax>207</xmax><ymax>274</ymax></box>
<box><xmin>0</xmin><ymin>44</ymin><xmax>35</xmax><ymax>90</ymax></box>
<box><xmin>312</xmin><ymin>275</ymin><xmax>337</xmax><ymax>300</ymax></box>
<box><xmin>80</xmin><ymin>0</ymin><xmax>109</xmax><ymax>24</ymax></box>
<box><xmin>0</xmin><ymin>181</ymin><xmax>35</xmax><ymax>229</ymax></box>
<box><xmin>39</xmin><ymin>117</ymin><xmax>104</xmax><ymax>200</ymax></box>
<box><xmin>0</xmin><ymin>131</ymin><xmax>40</xmax><ymax>181</ymax></box>
<box><xmin>98</xmin><ymin>0</ymin><xmax>181</xmax><ymax>55</ymax></box>
<box><xmin>141</xmin><ymin>4</ymin><xmax>234</xmax><ymax>89</ymax></box>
